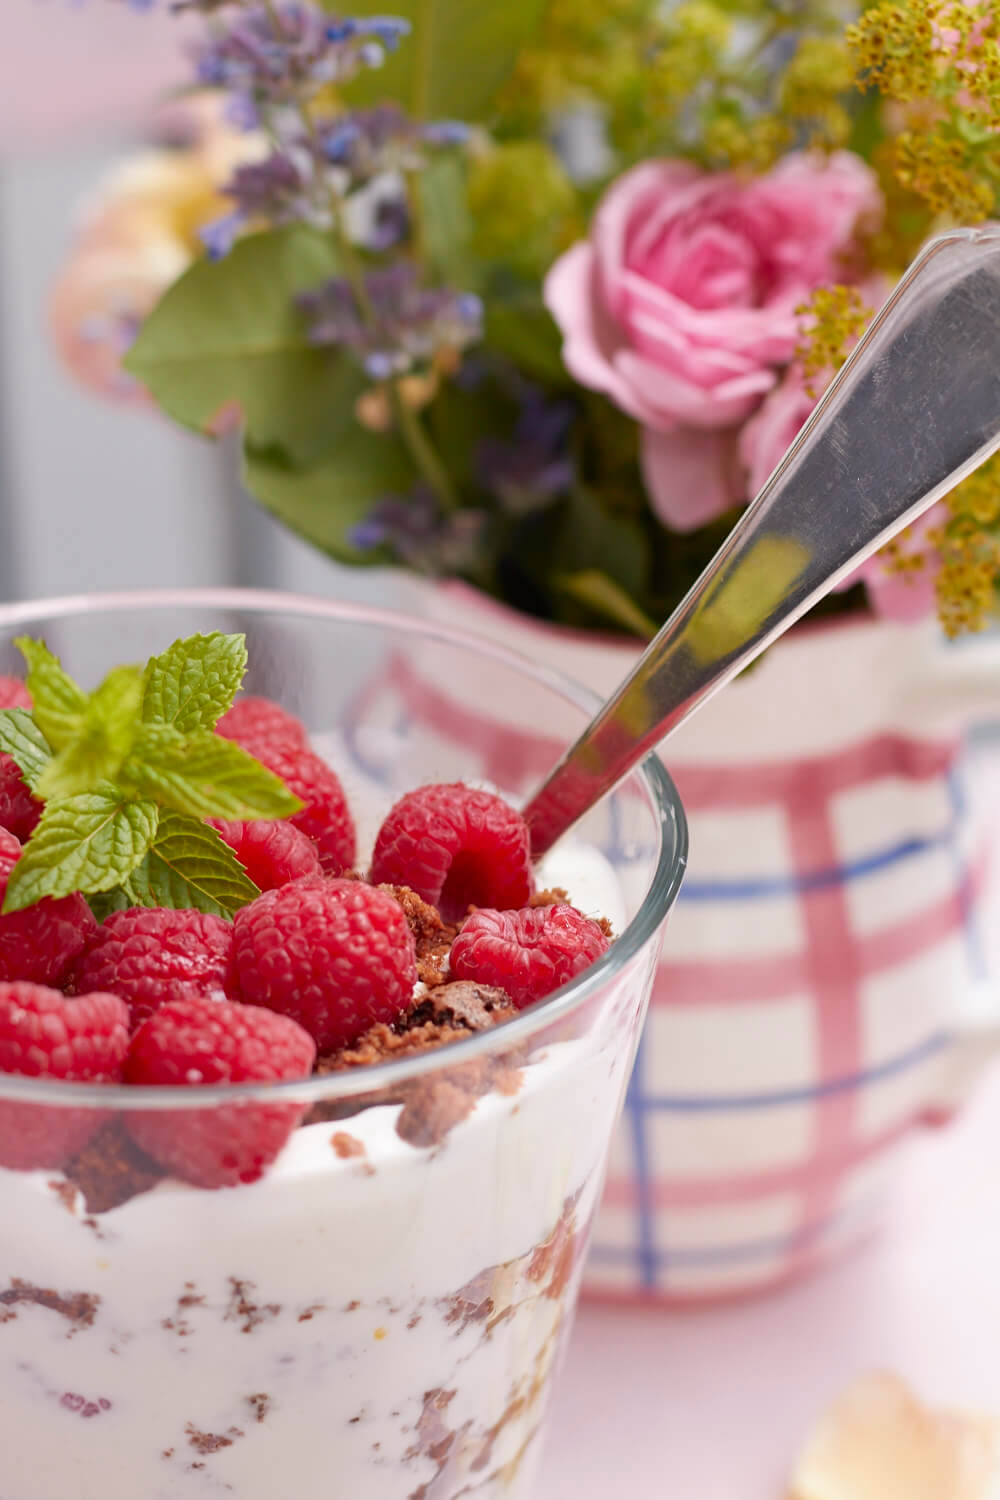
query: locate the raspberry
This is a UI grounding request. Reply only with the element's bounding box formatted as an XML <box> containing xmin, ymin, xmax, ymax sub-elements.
<box><xmin>450</xmin><ymin>904</ymin><xmax>610</xmax><ymax>1010</ymax></box>
<box><xmin>370</xmin><ymin>783</ymin><xmax>533</xmax><ymax>922</ymax></box>
<box><xmin>209</xmin><ymin>818</ymin><xmax>321</xmax><ymax>891</ymax></box>
<box><xmin>237</xmin><ymin>736</ymin><xmax>356</xmax><ymax>875</ymax></box>
<box><xmin>233</xmin><ymin>877</ymin><xmax>416</xmax><ymax>1051</ymax></box>
<box><xmin>0</xmin><ymin>755</ymin><xmax>41</xmax><ymax>842</ymax></box>
<box><xmin>124</xmin><ymin>996</ymin><xmax>316</xmax><ymax>1189</ymax></box>
<box><xmin>0</xmin><ymin>982</ymin><xmax>130</xmax><ymax>1169</ymax></box>
<box><xmin>0</xmin><ymin>677</ymin><xmax>30</xmax><ymax>710</ymax></box>
<box><xmin>71</xmin><ymin>907</ymin><xmax>238</xmax><ymax>1030</ymax></box>
<box><xmin>0</xmin><ymin>829</ymin><xmax>97</xmax><ymax>987</ymax></box>
<box><xmin>216</xmin><ymin>695</ymin><xmax>307</xmax><ymax>750</ymax></box>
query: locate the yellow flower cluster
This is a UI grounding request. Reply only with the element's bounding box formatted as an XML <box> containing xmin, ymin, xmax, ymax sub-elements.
<box><xmin>847</xmin><ymin>1</ymin><xmax>1000</xmax><ymax>223</ymax></box>
<box><xmin>795</xmin><ymin>284</ymin><xmax>874</xmax><ymax>398</ymax></box>
<box><xmin>466</xmin><ymin>142</ymin><xmax>579</xmax><ymax>278</ymax></box>
<box><xmin>779</xmin><ymin>36</ymin><xmax>855</xmax><ymax>149</ymax></box>
<box><xmin>932</xmin><ymin>457</ymin><xmax>1000</xmax><ymax>635</ymax></box>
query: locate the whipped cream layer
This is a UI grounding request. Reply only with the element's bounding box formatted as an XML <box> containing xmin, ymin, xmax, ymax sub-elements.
<box><xmin>0</xmin><ymin>843</ymin><xmax>639</xmax><ymax>1500</ymax></box>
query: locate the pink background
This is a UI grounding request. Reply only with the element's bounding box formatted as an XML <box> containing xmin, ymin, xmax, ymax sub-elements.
<box><xmin>3</xmin><ymin>4</ymin><xmax>189</xmax><ymax>150</ymax></box>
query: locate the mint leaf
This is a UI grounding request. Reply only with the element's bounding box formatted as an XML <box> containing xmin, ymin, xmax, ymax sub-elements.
<box><xmin>124</xmin><ymin>810</ymin><xmax>260</xmax><ymax>918</ymax></box>
<box><xmin>36</xmin><ymin>664</ymin><xmax>143</xmax><ymax>801</ymax></box>
<box><xmin>16</xmin><ymin>638</ymin><xmax>87</xmax><ymax>751</ymax></box>
<box><xmin>142</xmin><ymin>632</ymin><xmax>247</xmax><ymax>735</ymax></box>
<box><xmin>0</xmin><ymin>710</ymin><xmax>52</xmax><ymax>792</ymax></box>
<box><xmin>2</xmin><ymin>790</ymin><xmax>159</xmax><ymax>913</ymax></box>
<box><xmin>87</xmin><ymin>885</ymin><xmax>136</xmax><ymax>923</ymax></box>
<box><xmin>124</xmin><ymin>729</ymin><xmax>302</xmax><ymax>822</ymax></box>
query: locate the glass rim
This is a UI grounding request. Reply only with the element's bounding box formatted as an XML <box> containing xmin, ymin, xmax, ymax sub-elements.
<box><xmin>0</xmin><ymin>587</ymin><xmax>688</xmax><ymax>1111</ymax></box>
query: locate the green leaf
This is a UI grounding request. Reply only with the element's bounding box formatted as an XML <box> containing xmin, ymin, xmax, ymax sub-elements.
<box><xmin>36</xmin><ymin>664</ymin><xmax>143</xmax><ymax>801</ymax></box>
<box><xmin>123</xmin><ymin>227</ymin><xmax>363</xmax><ymax>466</ymax></box>
<box><xmin>243</xmin><ymin>427</ymin><xmax>414</xmax><ymax>565</ymax></box>
<box><xmin>340</xmin><ymin>0</ymin><xmax>547</xmax><ymax>120</ymax></box>
<box><xmin>124</xmin><ymin>729</ymin><xmax>302</xmax><ymax>822</ymax></box>
<box><xmin>416</xmin><ymin>155</ymin><xmax>476</xmax><ymax>288</ymax></box>
<box><xmin>484</xmin><ymin>296</ymin><xmax>570</xmax><ymax>386</ymax></box>
<box><xmin>555</xmin><ymin>571</ymin><xmax>657</xmax><ymax>639</ymax></box>
<box><xmin>124</xmin><ymin>810</ymin><xmax>260</xmax><ymax>918</ymax></box>
<box><xmin>15</xmin><ymin>639</ymin><xmax>87</xmax><ymax>751</ymax></box>
<box><xmin>142</xmin><ymin>632</ymin><xmax>247</xmax><ymax>734</ymax></box>
<box><xmin>87</xmin><ymin>885</ymin><xmax>136</xmax><ymax>923</ymax></box>
<box><xmin>2</xmin><ymin>790</ymin><xmax>159</xmax><ymax>913</ymax></box>
<box><xmin>0</xmin><ymin>710</ymin><xmax>52</xmax><ymax>792</ymax></box>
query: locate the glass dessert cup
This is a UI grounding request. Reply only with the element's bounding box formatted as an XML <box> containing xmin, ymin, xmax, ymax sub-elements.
<box><xmin>0</xmin><ymin>589</ymin><xmax>687</xmax><ymax>1500</ymax></box>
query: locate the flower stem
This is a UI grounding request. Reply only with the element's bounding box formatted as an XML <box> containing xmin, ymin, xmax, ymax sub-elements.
<box><xmin>296</xmin><ymin>108</ymin><xmax>458</xmax><ymax>510</ymax></box>
<box><xmin>389</xmin><ymin>389</ymin><xmax>459</xmax><ymax>509</ymax></box>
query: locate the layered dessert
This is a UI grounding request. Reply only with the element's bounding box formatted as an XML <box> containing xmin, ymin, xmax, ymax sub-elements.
<box><xmin>0</xmin><ymin>634</ymin><xmax>640</xmax><ymax>1500</ymax></box>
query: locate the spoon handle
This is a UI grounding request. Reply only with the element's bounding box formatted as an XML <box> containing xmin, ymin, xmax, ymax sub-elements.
<box><xmin>524</xmin><ymin>225</ymin><xmax>1000</xmax><ymax>857</ymax></box>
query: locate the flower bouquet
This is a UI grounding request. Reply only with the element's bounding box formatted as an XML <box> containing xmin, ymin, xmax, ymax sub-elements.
<box><xmin>55</xmin><ymin>0</ymin><xmax>1000</xmax><ymax>639</ymax></box>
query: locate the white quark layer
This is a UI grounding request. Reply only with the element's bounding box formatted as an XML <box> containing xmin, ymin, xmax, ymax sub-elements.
<box><xmin>0</xmin><ymin>845</ymin><xmax>638</xmax><ymax>1500</ymax></box>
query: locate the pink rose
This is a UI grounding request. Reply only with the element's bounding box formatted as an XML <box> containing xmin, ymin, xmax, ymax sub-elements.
<box><xmin>544</xmin><ymin>151</ymin><xmax>881</xmax><ymax>530</ymax></box>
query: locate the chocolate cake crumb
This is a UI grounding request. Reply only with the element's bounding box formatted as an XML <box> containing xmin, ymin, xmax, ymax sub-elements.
<box><xmin>443</xmin><ymin>1268</ymin><xmax>496</xmax><ymax>1333</ymax></box>
<box><xmin>63</xmin><ymin>1119</ymin><xmax>165</xmax><ymax>1214</ymax></box>
<box><xmin>246</xmin><ymin>1393</ymin><xmax>271</xmax><ymax>1424</ymax></box>
<box><xmin>403</xmin><ymin>982</ymin><xmax>513</xmax><ymax>1034</ymax></box>
<box><xmin>528</xmin><ymin>886</ymin><xmax>569</xmax><ymax>908</ymax></box>
<box><xmin>185</xmin><ymin>1424</ymin><xmax>241</xmax><ymax>1454</ymax></box>
<box><xmin>48</xmin><ymin>1178</ymin><xmax>79</xmax><ymax>1216</ymax></box>
<box><xmin>307</xmin><ymin>977</ymin><xmax>521</xmax><ymax>1143</ymax></box>
<box><xmin>380</xmin><ymin>884</ymin><xmax>458</xmax><ymax>987</ymax></box>
<box><xmin>331</xmin><ymin>1131</ymin><xmax>366</xmax><ymax>1160</ymax></box>
<box><xmin>224</xmin><ymin>1278</ymin><xmax>280</xmax><ymax>1334</ymax></box>
<box><xmin>0</xmin><ymin>1279</ymin><xmax>99</xmax><ymax>1333</ymax></box>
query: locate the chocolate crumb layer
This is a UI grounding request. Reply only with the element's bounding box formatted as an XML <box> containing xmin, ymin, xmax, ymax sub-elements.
<box><xmin>0</xmin><ymin>1278</ymin><xmax>99</xmax><ymax>1332</ymax></box>
<box><xmin>63</xmin><ymin>1120</ymin><xmax>165</xmax><ymax>1214</ymax></box>
<box><xmin>309</xmin><ymin>982</ymin><xmax>521</xmax><ymax>1144</ymax></box>
<box><xmin>381</xmin><ymin>884</ymin><xmax>458</xmax><ymax>987</ymax></box>
<box><xmin>528</xmin><ymin>886</ymin><xmax>569</xmax><ymax>908</ymax></box>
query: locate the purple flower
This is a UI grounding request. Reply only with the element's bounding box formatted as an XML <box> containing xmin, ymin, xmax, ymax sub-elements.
<box><xmin>316</xmin><ymin>104</ymin><xmax>470</xmax><ymax>186</ymax></box>
<box><xmin>350</xmin><ymin>485</ymin><xmax>487</xmax><ymax>573</ymax></box>
<box><xmin>477</xmin><ymin>396</ymin><xmax>575</xmax><ymax>515</ymax></box>
<box><xmin>189</xmin><ymin>5</ymin><xmax>397</xmax><ymax>112</ymax></box>
<box><xmin>199</xmin><ymin>150</ymin><xmax>318</xmax><ymax>255</ymax></box>
<box><xmin>369</xmin><ymin>195</ymin><xmax>410</xmax><ymax>251</ymax></box>
<box><xmin>297</xmin><ymin>262</ymin><xmax>483</xmax><ymax>376</ymax></box>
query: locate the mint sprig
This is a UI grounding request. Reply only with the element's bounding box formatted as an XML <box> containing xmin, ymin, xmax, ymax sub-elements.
<box><xmin>1</xmin><ymin>631</ymin><xmax>302</xmax><ymax>919</ymax></box>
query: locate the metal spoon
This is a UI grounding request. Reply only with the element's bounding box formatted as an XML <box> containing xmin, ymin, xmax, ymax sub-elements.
<box><xmin>524</xmin><ymin>225</ymin><xmax>1000</xmax><ymax>856</ymax></box>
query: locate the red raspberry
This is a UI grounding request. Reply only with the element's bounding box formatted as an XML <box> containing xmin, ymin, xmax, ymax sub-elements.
<box><xmin>0</xmin><ymin>829</ymin><xmax>97</xmax><ymax>987</ymax></box>
<box><xmin>450</xmin><ymin>904</ymin><xmax>610</xmax><ymax>1010</ymax></box>
<box><xmin>238</xmin><ymin>736</ymin><xmax>356</xmax><ymax>875</ymax></box>
<box><xmin>0</xmin><ymin>754</ymin><xmax>41</xmax><ymax>842</ymax></box>
<box><xmin>0</xmin><ymin>677</ymin><xmax>30</xmax><ymax>710</ymax></box>
<box><xmin>233</xmin><ymin>876</ymin><xmax>416</xmax><ymax>1050</ymax></box>
<box><xmin>0</xmin><ymin>982</ymin><xmax>129</xmax><ymax>1169</ymax></box>
<box><xmin>209</xmin><ymin>818</ymin><xmax>321</xmax><ymax>891</ymax></box>
<box><xmin>124</xmin><ymin>996</ymin><xmax>316</xmax><ymax>1189</ymax></box>
<box><xmin>71</xmin><ymin>907</ymin><xmax>238</xmax><ymax>1030</ymax></box>
<box><xmin>216</xmin><ymin>695</ymin><xmax>307</xmax><ymax>750</ymax></box>
<box><xmin>370</xmin><ymin>783</ymin><xmax>534</xmax><ymax>922</ymax></box>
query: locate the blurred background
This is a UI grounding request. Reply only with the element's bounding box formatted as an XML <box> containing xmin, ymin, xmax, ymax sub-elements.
<box><xmin>0</xmin><ymin>2</ymin><xmax>411</xmax><ymax>608</ymax></box>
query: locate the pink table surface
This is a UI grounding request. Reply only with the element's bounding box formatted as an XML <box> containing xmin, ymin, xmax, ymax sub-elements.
<box><xmin>541</xmin><ymin>1061</ymin><xmax>1000</xmax><ymax>1498</ymax></box>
